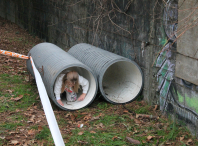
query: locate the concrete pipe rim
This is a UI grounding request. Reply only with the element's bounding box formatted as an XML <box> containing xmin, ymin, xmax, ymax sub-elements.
<box><xmin>50</xmin><ymin>64</ymin><xmax>98</xmax><ymax>111</ymax></box>
<box><xmin>99</xmin><ymin>59</ymin><xmax>144</xmax><ymax>104</ymax></box>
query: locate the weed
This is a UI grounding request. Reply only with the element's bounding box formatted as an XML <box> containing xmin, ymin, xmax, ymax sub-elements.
<box><xmin>58</xmin><ymin>117</ymin><xmax>68</xmax><ymax>125</ymax></box>
<box><xmin>2</xmin><ymin>65</ymin><xmax>10</xmax><ymax>69</ymax></box>
<box><xmin>76</xmin><ymin>114</ymin><xmax>84</xmax><ymax>119</ymax></box>
<box><xmin>0</xmin><ymin>139</ymin><xmax>5</xmax><ymax>146</ymax></box>
<box><xmin>8</xmin><ymin>37</ymin><xmax>23</xmax><ymax>42</ymax></box>
<box><xmin>46</xmin><ymin>136</ymin><xmax>54</xmax><ymax>145</ymax></box>
<box><xmin>164</xmin><ymin>122</ymin><xmax>180</xmax><ymax>141</ymax></box>
<box><xmin>66</xmin><ymin>129</ymin><xmax>128</xmax><ymax>145</ymax></box>
<box><xmin>118</xmin><ymin>116</ymin><xmax>126</xmax><ymax>122</ymax></box>
<box><xmin>158</xmin><ymin>117</ymin><xmax>167</xmax><ymax>123</ymax></box>
<box><xmin>0</xmin><ymin>73</ymin><xmax>38</xmax><ymax>112</ymax></box>
<box><xmin>35</xmin><ymin>126</ymin><xmax>51</xmax><ymax>140</ymax></box>
<box><xmin>92</xmin><ymin>114</ymin><xmax>119</xmax><ymax>126</ymax></box>
<box><xmin>9</xmin><ymin>114</ymin><xmax>26</xmax><ymax>121</ymax></box>
<box><xmin>136</xmin><ymin>94</ymin><xmax>144</xmax><ymax>101</ymax></box>
<box><xmin>157</xmin><ymin>129</ymin><xmax>166</xmax><ymax>136</ymax></box>
<box><xmin>97</xmin><ymin>102</ymin><xmax>109</xmax><ymax>109</ymax></box>
<box><xmin>147</xmin><ymin>126</ymin><xmax>154</xmax><ymax>131</ymax></box>
<box><xmin>0</xmin><ymin>122</ymin><xmax>23</xmax><ymax>131</ymax></box>
<box><xmin>135</xmin><ymin>105</ymin><xmax>150</xmax><ymax>114</ymax></box>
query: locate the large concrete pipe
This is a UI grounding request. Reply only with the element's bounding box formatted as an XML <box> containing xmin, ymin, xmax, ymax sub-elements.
<box><xmin>68</xmin><ymin>43</ymin><xmax>143</xmax><ymax>104</ymax></box>
<box><xmin>26</xmin><ymin>43</ymin><xmax>98</xmax><ymax>110</ymax></box>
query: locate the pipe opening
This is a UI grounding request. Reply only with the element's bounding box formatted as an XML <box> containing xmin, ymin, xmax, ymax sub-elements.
<box><xmin>101</xmin><ymin>61</ymin><xmax>143</xmax><ymax>103</ymax></box>
<box><xmin>53</xmin><ymin>67</ymin><xmax>97</xmax><ymax>110</ymax></box>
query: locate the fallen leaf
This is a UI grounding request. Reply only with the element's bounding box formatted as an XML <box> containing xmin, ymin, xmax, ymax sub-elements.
<box><xmin>123</xmin><ymin>110</ymin><xmax>128</xmax><ymax>113</ymax></box>
<box><xmin>68</xmin><ymin>121</ymin><xmax>72</xmax><ymax>124</ymax></box>
<box><xmin>11</xmin><ymin>140</ymin><xmax>20</xmax><ymax>145</ymax></box>
<box><xmin>81</xmin><ymin>112</ymin><xmax>88</xmax><ymax>115</ymax></box>
<box><xmin>132</xmin><ymin>130</ymin><xmax>139</xmax><ymax>134</ymax></box>
<box><xmin>142</xmin><ymin>140</ymin><xmax>147</xmax><ymax>143</ymax></box>
<box><xmin>30</xmin><ymin>115</ymin><xmax>35</xmax><ymax>122</ymax></box>
<box><xmin>112</xmin><ymin>136</ymin><xmax>118</xmax><ymax>140</ymax></box>
<box><xmin>126</xmin><ymin>137</ymin><xmax>140</xmax><ymax>144</ymax></box>
<box><xmin>78</xmin><ymin>131</ymin><xmax>84</xmax><ymax>135</ymax></box>
<box><xmin>94</xmin><ymin>123</ymin><xmax>105</xmax><ymax>129</ymax></box>
<box><xmin>65</xmin><ymin>113</ymin><xmax>72</xmax><ymax>118</ymax></box>
<box><xmin>18</xmin><ymin>94</ymin><xmax>23</xmax><ymax>98</ymax></box>
<box><xmin>35</xmin><ymin>120</ymin><xmax>41</xmax><ymax>123</ymax></box>
<box><xmin>90</xmin><ymin>131</ymin><xmax>96</xmax><ymax>134</ymax></box>
<box><xmin>91</xmin><ymin>116</ymin><xmax>100</xmax><ymax>120</ymax></box>
<box><xmin>129</xmin><ymin>115</ymin><xmax>135</xmax><ymax>120</ymax></box>
<box><xmin>84</xmin><ymin>115</ymin><xmax>91</xmax><ymax>120</ymax></box>
<box><xmin>70</xmin><ymin>115</ymin><xmax>76</xmax><ymax>121</ymax></box>
<box><xmin>136</xmin><ymin>114</ymin><xmax>140</xmax><ymax>118</ymax></box>
<box><xmin>26</xmin><ymin>140</ymin><xmax>35</xmax><ymax>145</ymax></box>
<box><xmin>147</xmin><ymin>135</ymin><xmax>155</xmax><ymax>141</ymax></box>
<box><xmin>134</xmin><ymin>119</ymin><xmax>141</xmax><ymax>124</ymax></box>
<box><xmin>180</xmin><ymin>135</ymin><xmax>185</xmax><ymax>141</ymax></box>
<box><xmin>98</xmin><ymin>123</ymin><xmax>104</xmax><ymax>128</ymax></box>
<box><xmin>99</xmin><ymin>113</ymin><xmax>104</xmax><ymax>117</ymax></box>
<box><xmin>38</xmin><ymin>126</ymin><xmax>43</xmax><ymax>132</ymax></box>
<box><xmin>136</xmin><ymin>114</ymin><xmax>159</xmax><ymax>119</ymax></box>
<box><xmin>15</xmin><ymin>109</ymin><xmax>20</xmax><ymax>112</ymax></box>
<box><xmin>9</xmin><ymin>131</ymin><xmax>19</xmax><ymax>134</ymax></box>
<box><xmin>186</xmin><ymin>139</ymin><xmax>193</xmax><ymax>145</ymax></box>
<box><xmin>28</xmin><ymin>129</ymin><xmax>36</xmax><ymax>135</ymax></box>
<box><xmin>77</xmin><ymin>140</ymin><xmax>88</xmax><ymax>144</ymax></box>
<box><xmin>6</xmin><ymin>89</ymin><xmax>14</xmax><ymax>94</ymax></box>
<box><xmin>25</xmin><ymin>76</ymin><xmax>29</xmax><ymax>81</ymax></box>
<box><xmin>11</xmin><ymin>95</ymin><xmax>23</xmax><ymax>101</ymax></box>
<box><xmin>33</xmin><ymin>106</ymin><xmax>37</xmax><ymax>109</ymax></box>
<box><xmin>0</xmin><ymin>136</ymin><xmax>5</xmax><ymax>139</ymax></box>
<box><xmin>20</xmin><ymin>129</ymin><xmax>25</xmax><ymax>132</ymax></box>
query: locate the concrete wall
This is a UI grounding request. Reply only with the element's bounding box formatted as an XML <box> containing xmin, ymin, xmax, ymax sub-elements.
<box><xmin>156</xmin><ymin>0</ymin><xmax>198</xmax><ymax>137</ymax></box>
<box><xmin>1</xmin><ymin>0</ymin><xmax>198</xmax><ymax>137</ymax></box>
<box><xmin>176</xmin><ymin>0</ymin><xmax>198</xmax><ymax>85</ymax></box>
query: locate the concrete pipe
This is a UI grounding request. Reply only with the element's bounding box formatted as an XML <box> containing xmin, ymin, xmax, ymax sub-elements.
<box><xmin>26</xmin><ymin>43</ymin><xmax>98</xmax><ymax>110</ymax></box>
<box><xmin>68</xmin><ymin>43</ymin><xmax>143</xmax><ymax>104</ymax></box>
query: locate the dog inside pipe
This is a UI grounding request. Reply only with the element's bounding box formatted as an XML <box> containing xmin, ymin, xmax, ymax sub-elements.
<box><xmin>26</xmin><ymin>42</ymin><xmax>98</xmax><ymax>111</ymax></box>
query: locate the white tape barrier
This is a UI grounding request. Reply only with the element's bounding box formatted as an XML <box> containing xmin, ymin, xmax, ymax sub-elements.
<box><xmin>0</xmin><ymin>49</ymin><xmax>29</xmax><ymax>59</ymax></box>
<box><xmin>30</xmin><ymin>57</ymin><xmax>65</xmax><ymax>146</ymax></box>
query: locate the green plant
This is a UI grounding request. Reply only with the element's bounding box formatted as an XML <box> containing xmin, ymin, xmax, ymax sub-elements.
<box><xmin>165</xmin><ymin>122</ymin><xmax>179</xmax><ymax>141</ymax></box>
<box><xmin>97</xmin><ymin>102</ymin><xmax>109</xmax><ymax>109</ymax></box>
<box><xmin>92</xmin><ymin>114</ymin><xmax>119</xmax><ymax>126</ymax></box>
<box><xmin>35</xmin><ymin>126</ymin><xmax>51</xmax><ymax>140</ymax></box>
<box><xmin>58</xmin><ymin>117</ymin><xmax>68</xmax><ymax>125</ymax></box>
<box><xmin>136</xmin><ymin>94</ymin><xmax>144</xmax><ymax>101</ymax></box>
<box><xmin>66</xmin><ymin>129</ymin><xmax>127</xmax><ymax>145</ymax></box>
<box><xmin>0</xmin><ymin>122</ymin><xmax>23</xmax><ymax>130</ymax></box>
<box><xmin>0</xmin><ymin>73</ymin><xmax>38</xmax><ymax>112</ymax></box>
<box><xmin>135</xmin><ymin>105</ymin><xmax>150</xmax><ymax>114</ymax></box>
<box><xmin>0</xmin><ymin>139</ymin><xmax>5</xmax><ymax>146</ymax></box>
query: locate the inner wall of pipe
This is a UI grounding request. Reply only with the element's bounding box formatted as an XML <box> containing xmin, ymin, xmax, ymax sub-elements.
<box><xmin>53</xmin><ymin>67</ymin><xmax>97</xmax><ymax>110</ymax></box>
<box><xmin>102</xmin><ymin>61</ymin><xmax>143</xmax><ymax>103</ymax></box>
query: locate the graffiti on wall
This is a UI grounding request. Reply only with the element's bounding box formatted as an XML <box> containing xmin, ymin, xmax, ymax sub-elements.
<box><xmin>156</xmin><ymin>0</ymin><xmax>198</xmax><ymax>123</ymax></box>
